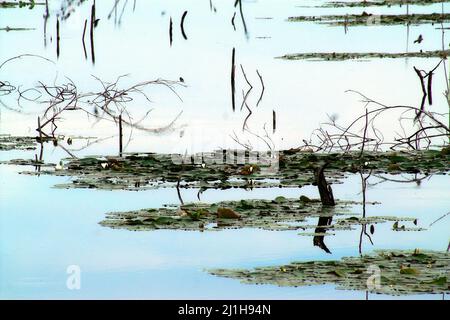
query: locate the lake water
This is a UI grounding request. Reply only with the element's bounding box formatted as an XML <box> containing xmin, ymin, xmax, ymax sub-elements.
<box><xmin>0</xmin><ymin>0</ymin><xmax>449</xmax><ymax>299</ymax></box>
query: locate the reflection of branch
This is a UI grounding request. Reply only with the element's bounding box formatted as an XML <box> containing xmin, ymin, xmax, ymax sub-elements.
<box><xmin>234</xmin><ymin>0</ymin><xmax>248</xmax><ymax>38</ymax></box>
<box><xmin>245</xmin><ymin>126</ymin><xmax>274</xmax><ymax>151</ymax></box>
<box><xmin>3</xmin><ymin>63</ymin><xmax>184</xmax><ymax>158</ymax></box>
<box><xmin>230</xmin><ymin>130</ymin><xmax>252</xmax><ymax>150</ymax></box>
<box><xmin>82</xmin><ymin>19</ymin><xmax>88</xmax><ymax>60</ymax></box>
<box><xmin>313</xmin><ymin>216</ymin><xmax>333</xmax><ymax>254</ymax></box>
<box><xmin>312</xmin><ymin>165</ymin><xmax>336</xmax><ymax>254</ymax></box>
<box><xmin>169</xmin><ymin>17</ymin><xmax>173</xmax><ymax>47</ymax></box>
<box><xmin>413</xmin><ymin>66</ymin><xmax>427</xmax><ymax>120</ymax></box>
<box><xmin>256</xmin><ymin>69</ymin><xmax>265</xmax><ymax>107</ymax></box>
<box><xmin>240</xmin><ymin>64</ymin><xmax>253</xmax><ymax>111</ymax></box>
<box><xmin>231</xmin><ymin>12</ymin><xmax>236</xmax><ymax>31</ymax></box>
<box><xmin>300</xmin><ymin>88</ymin><xmax>449</xmax><ymax>153</ymax></box>
<box><xmin>369</xmin><ymin>173</ymin><xmax>431</xmax><ymax>188</ymax></box>
<box><xmin>242</xmin><ymin>99</ymin><xmax>252</xmax><ymax>131</ymax></box>
<box><xmin>180</xmin><ymin>11</ymin><xmax>188</xmax><ymax>40</ymax></box>
<box><xmin>0</xmin><ymin>54</ymin><xmax>55</xmax><ymax>72</ymax></box>
<box><xmin>68</xmin><ymin>135</ymin><xmax>116</xmax><ymax>152</ymax></box>
<box><xmin>176</xmin><ymin>178</ymin><xmax>184</xmax><ymax>205</ymax></box>
<box><xmin>358</xmin><ymin>170</ymin><xmax>373</xmax><ymax>255</ymax></box>
<box><xmin>429</xmin><ymin>211</ymin><xmax>450</xmax><ymax>227</ymax></box>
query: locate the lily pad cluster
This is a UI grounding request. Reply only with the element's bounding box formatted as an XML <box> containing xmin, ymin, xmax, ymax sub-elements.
<box><xmin>209</xmin><ymin>250</ymin><xmax>450</xmax><ymax>295</ymax></box>
<box><xmin>279</xmin><ymin>148</ymin><xmax>450</xmax><ymax>175</ymax></box>
<box><xmin>25</xmin><ymin>151</ymin><xmax>321</xmax><ymax>190</ymax></box>
<box><xmin>0</xmin><ymin>1</ymin><xmax>40</xmax><ymax>9</ymax></box>
<box><xmin>18</xmin><ymin>149</ymin><xmax>450</xmax><ymax>190</ymax></box>
<box><xmin>0</xmin><ymin>135</ymin><xmax>36</xmax><ymax>151</ymax></box>
<box><xmin>320</xmin><ymin>0</ymin><xmax>446</xmax><ymax>8</ymax></box>
<box><xmin>279</xmin><ymin>50</ymin><xmax>449</xmax><ymax>61</ymax></box>
<box><xmin>288</xmin><ymin>13</ymin><xmax>450</xmax><ymax>26</ymax></box>
<box><xmin>99</xmin><ymin>196</ymin><xmax>420</xmax><ymax>233</ymax></box>
<box><xmin>100</xmin><ymin>196</ymin><xmax>355</xmax><ymax>231</ymax></box>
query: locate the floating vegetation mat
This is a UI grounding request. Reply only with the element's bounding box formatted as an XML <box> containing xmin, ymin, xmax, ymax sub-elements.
<box><xmin>0</xmin><ymin>158</ymin><xmax>56</xmax><ymax>169</ymax></box>
<box><xmin>0</xmin><ymin>26</ymin><xmax>35</xmax><ymax>31</ymax></box>
<box><xmin>288</xmin><ymin>13</ymin><xmax>450</xmax><ymax>26</ymax></box>
<box><xmin>279</xmin><ymin>50</ymin><xmax>449</xmax><ymax>61</ymax></box>
<box><xmin>0</xmin><ymin>135</ymin><xmax>36</xmax><ymax>151</ymax></box>
<box><xmin>0</xmin><ymin>1</ymin><xmax>43</xmax><ymax>9</ymax></box>
<box><xmin>209</xmin><ymin>250</ymin><xmax>450</xmax><ymax>295</ymax></box>
<box><xmin>99</xmin><ymin>196</ymin><xmax>420</xmax><ymax>233</ymax></box>
<box><xmin>320</xmin><ymin>0</ymin><xmax>446</xmax><ymax>8</ymax></box>
<box><xmin>17</xmin><ymin>148</ymin><xmax>450</xmax><ymax>190</ymax></box>
<box><xmin>100</xmin><ymin>197</ymin><xmax>353</xmax><ymax>231</ymax></box>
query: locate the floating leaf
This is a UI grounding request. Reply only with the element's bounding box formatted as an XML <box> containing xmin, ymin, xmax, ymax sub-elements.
<box><xmin>400</xmin><ymin>267</ymin><xmax>420</xmax><ymax>275</ymax></box>
<box><xmin>217</xmin><ymin>207</ymin><xmax>240</xmax><ymax>219</ymax></box>
<box><xmin>428</xmin><ymin>277</ymin><xmax>447</xmax><ymax>286</ymax></box>
<box><xmin>274</xmin><ymin>196</ymin><xmax>287</xmax><ymax>203</ymax></box>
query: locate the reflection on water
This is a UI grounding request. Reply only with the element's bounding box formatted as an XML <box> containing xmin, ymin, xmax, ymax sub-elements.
<box><xmin>1</xmin><ymin>0</ymin><xmax>449</xmax><ymax>154</ymax></box>
<box><xmin>0</xmin><ymin>0</ymin><xmax>449</xmax><ymax>299</ymax></box>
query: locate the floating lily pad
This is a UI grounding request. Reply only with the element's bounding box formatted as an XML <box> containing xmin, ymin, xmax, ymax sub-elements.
<box><xmin>209</xmin><ymin>250</ymin><xmax>450</xmax><ymax>295</ymax></box>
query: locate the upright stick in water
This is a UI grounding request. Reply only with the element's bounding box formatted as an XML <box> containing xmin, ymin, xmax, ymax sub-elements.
<box><xmin>272</xmin><ymin>110</ymin><xmax>276</xmax><ymax>134</ymax></box>
<box><xmin>231</xmin><ymin>47</ymin><xmax>236</xmax><ymax>112</ymax></box>
<box><xmin>90</xmin><ymin>3</ymin><xmax>96</xmax><ymax>64</ymax></box>
<box><xmin>56</xmin><ymin>19</ymin><xmax>60</xmax><ymax>58</ymax></box>
<box><xmin>119</xmin><ymin>114</ymin><xmax>123</xmax><ymax>156</ymax></box>
<box><xmin>169</xmin><ymin>17</ymin><xmax>173</xmax><ymax>46</ymax></box>
<box><xmin>314</xmin><ymin>164</ymin><xmax>335</xmax><ymax>206</ymax></box>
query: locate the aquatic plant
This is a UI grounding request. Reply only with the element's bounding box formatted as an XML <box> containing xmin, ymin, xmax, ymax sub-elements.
<box><xmin>0</xmin><ymin>134</ymin><xmax>36</xmax><ymax>150</ymax></box>
<box><xmin>98</xmin><ymin>196</ymin><xmax>420</xmax><ymax>234</ymax></box>
<box><xmin>279</xmin><ymin>50</ymin><xmax>450</xmax><ymax>61</ymax></box>
<box><xmin>209</xmin><ymin>250</ymin><xmax>450</xmax><ymax>295</ymax></box>
<box><xmin>320</xmin><ymin>0</ymin><xmax>447</xmax><ymax>8</ymax></box>
<box><xmin>288</xmin><ymin>13</ymin><xmax>450</xmax><ymax>27</ymax></box>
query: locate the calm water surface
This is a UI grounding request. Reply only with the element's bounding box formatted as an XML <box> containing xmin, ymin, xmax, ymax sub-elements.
<box><xmin>0</xmin><ymin>0</ymin><xmax>449</xmax><ymax>299</ymax></box>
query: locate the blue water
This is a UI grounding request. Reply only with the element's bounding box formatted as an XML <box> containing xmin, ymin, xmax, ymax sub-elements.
<box><xmin>1</xmin><ymin>157</ymin><xmax>448</xmax><ymax>299</ymax></box>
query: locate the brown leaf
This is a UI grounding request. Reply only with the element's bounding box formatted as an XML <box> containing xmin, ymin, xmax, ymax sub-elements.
<box><xmin>217</xmin><ymin>207</ymin><xmax>240</xmax><ymax>219</ymax></box>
